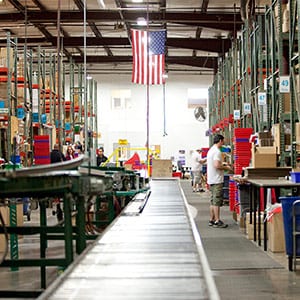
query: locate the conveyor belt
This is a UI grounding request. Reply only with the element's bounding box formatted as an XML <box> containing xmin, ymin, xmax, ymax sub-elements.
<box><xmin>38</xmin><ymin>179</ymin><xmax>220</xmax><ymax>300</ymax></box>
<box><xmin>0</xmin><ymin>155</ymin><xmax>86</xmax><ymax>177</ymax></box>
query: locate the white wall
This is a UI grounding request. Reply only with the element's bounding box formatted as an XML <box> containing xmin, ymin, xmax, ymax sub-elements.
<box><xmin>88</xmin><ymin>72</ymin><xmax>213</xmax><ymax>167</ymax></box>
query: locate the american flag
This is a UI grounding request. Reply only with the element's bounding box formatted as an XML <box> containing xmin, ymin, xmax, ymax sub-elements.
<box><xmin>131</xmin><ymin>29</ymin><xmax>166</xmax><ymax>85</ymax></box>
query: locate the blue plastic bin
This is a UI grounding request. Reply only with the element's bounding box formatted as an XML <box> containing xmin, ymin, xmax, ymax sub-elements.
<box><xmin>279</xmin><ymin>196</ymin><xmax>300</xmax><ymax>256</ymax></box>
<box><xmin>290</xmin><ymin>172</ymin><xmax>300</xmax><ymax>183</ymax></box>
<box><xmin>10</xmin><ymin>155</ymin><xmax>20</xmax><ymax>164</ymax></box>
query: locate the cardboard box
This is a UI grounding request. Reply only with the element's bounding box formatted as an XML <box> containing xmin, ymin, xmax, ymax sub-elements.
<box><xmin>251</xmin><ymin>145</ymin><xmax>277</xmax><ymax>168</ymax></box>
<box><xmin>0</xmin><ymin>206</ymin><xmax>9</xmax><ymax>225</ymax></box>
<box><xmin>8</xmin><ymin>203</ymin><xmax>24</xmax><ymax>227</ymax></box>
<box><xmin>0</xmin><ymin>47</ymin><xmax>14</xmax><ymax>69</ymax></box>
<box><xmin>0</xmin><ymin>234</ymin><xmax>7</xmax><ymax>254</ymax></box>
<box><xmin>258</xmin><ymin>131</ymin><xmax>272</xmax><ymax>139</ymax></box>
<box><xmin>246</xmin><ymin>212</ymin><xmax>267</xmax><ymax>241</ymax></box>
<box><xmin>267</xmin><ymin>212</ymin><xmax>285</xmax><ymax>253</ymax></box>
<box><xmin>296</xmin><ymin>123</ymin><xmax>300</xmax><ymax>152</ymax></box>
<box><xmin>151</xmin><ymin>159</ymin><xmax>172</xmax><ymax>177</ymax></box>
<box><xmin>272</xmin><ymin>123</ymin><xmax>280</xmax><ymax>154</ymax></box>
<box><xmin>282</xmin><ymin>93</ymin><xmax>290</xmax><ymax>113</ymax></box>
<box><xmin>259</xmin><ymin>138</ymin><xmax>274</xmax><ymax>147</ymax></box>
<box><xmin>0</xmin><ymin>204</ymin><xmax>23</xmax><ymax>241</ymax></box>
<box><xmin>272</xmin><ymin>123</ymin><xmax>293</xmax><ymax>153</ymax></box>
<box><xmin>239</xmin><ymin>214</ymin><xmax>246</xmax><ymax>229</ymax></box>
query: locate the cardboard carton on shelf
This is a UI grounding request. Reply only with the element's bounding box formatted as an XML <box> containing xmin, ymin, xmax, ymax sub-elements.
<box><xmin>0</xmin><ymin>206</ymin><xmax>9</xmax><ymax>225</ymax></box>
<box><xmin>272</xmin><ymin>123</ymin><xmax>280</xmax><ymax>154</ymax></box>
<box><xmin>251</xmin><ymin>144</ymin><xmax>277</xmax><ymax>168</ymax></box>
<box><xmin>243</xmin><ymin>167</ymin><xmax>291</xmax><ymax>179</ymax></box>
<box><xmin>272</xmin><ymin>123</ymin><xmax>293</xmax><ymax>154</ymax></box>
<box><xmin>282</xmin><ymin>93</ymin><xmax>291</xmax><ymax>113</ymax></box>
<box><xmin>295</xmin><ymin>123</ymin><xmax>300</xmax><ymax>152</ymax></box>
<box><xmin>0</xmin><ymin>204</ymin><xmax>24</xmax><ymax>241</ymax></box>
<box><xmin>0</xmin><ymin>234</ymin><xmax>7</xmax><ymax>254</ymax></box>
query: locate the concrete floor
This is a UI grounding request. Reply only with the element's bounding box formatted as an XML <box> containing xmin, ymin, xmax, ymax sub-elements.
<box><xmin>180</xmin><ymin>179</ymin><xmax>300</xmax><ymax>300</ymax></box>
<box><xmin>0</xmin><ymin>207</ymin><xmax>73</xmax><ymax>299</ymax></box>
<box><xmin>1</xmin><ymin>180</ymin><xmax>300</xmax><ymax>299</ymax></box>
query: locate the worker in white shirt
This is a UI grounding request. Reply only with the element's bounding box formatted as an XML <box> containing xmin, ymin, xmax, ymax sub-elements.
<box><xmin>191</xmin><ymin>149</ymin><xmax>206</xmax><ymax>192</ymax></box>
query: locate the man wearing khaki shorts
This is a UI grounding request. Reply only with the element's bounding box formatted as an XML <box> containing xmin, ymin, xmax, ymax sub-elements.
<box><xmin>207</xmin><ymin>134</ymin><xmax>232</xmax><ymax>228</ymax></box>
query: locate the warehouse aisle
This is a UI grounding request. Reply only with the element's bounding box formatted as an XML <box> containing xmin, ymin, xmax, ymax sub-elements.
<box><xmin>180</xmin><ymin>180</ymin><xmax>300</xmax><ymax>300</ymax></box>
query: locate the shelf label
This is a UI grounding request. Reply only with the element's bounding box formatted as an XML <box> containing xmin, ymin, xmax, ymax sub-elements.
<box><xmin>263</xmin><ymin>78</ymin><xmax>268</xmax><ymax>91</ymax></box>
<box><xmin>258</xmin><ymin>92</ymin><xmax>267</xmax><ymax>105</ymax></box>
<box><xmin>0</xmin><ymin>108</ymin><xmax>9</xmax><ymax>114</ymax></box>
<box><xmin>244</xmin><ymin>103</ymin><xmax>251</xmax><ymax>114</ymax></box>
<box><xmin>279</xmin><ymin>76</ymin><xmax>290</xmax><ymax>93</ymax></box>
<box><xmin>233</xmin><ymin>109</ymin><xmax>240</xmax><ymax>120</ymax></box>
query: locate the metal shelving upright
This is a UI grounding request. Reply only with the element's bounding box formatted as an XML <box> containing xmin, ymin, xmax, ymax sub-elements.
<box><xmin>250</xmin><ymin>16</ymin><xmax>266</xmax><ymax>132</ymax></box>
<box><xmin>237</xmin><ymin>15</ymin><xmax>266</xmax><ymax>134</ymax></box>
<box><xmin>0</xmin><ymin>33</ymin><xmax>18</xmax><ymax>162</ymax></box>
<box><xmin>222</xmin><ymin>47</ymin><xmax>234</xmax><ymax>143</ymax></box>
<box><xmin>289</xmin><ymin>0</ymin><xmax>300</xmax><ymax>168</ymax></box>
<box><xmin>208</xmin><ymin>40</ymin><xmax>240</xmax><ymax>151</ymax></box>
<box><xmin>239</xmin><ymin>20</ymin><xmax>253</xmax><ymax>130</ymax></box>
<box><xmin>69</xmin><ymin>62</ymin><xmax>85</xmax><ymax>148</ymax></box>
<box><xmin>265</xmin><ymin>0</ymin><xmax>290</xmax><ymax>165</ymax></box>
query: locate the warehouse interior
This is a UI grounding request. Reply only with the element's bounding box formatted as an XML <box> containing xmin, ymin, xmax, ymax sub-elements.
<box><xmin>1</xmin><ymin>0</ymin><xmax>300</xmax><ymax>299</ymax></box>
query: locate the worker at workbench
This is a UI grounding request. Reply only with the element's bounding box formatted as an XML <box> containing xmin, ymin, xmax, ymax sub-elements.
<box><xmin>96</xmin><ymin>147</ymin><xmax>108</xmax><ymax>167</ymax></box>
<box><xmin>50</xmin><ymin>144</ymin><xmax>66</xmax><ymax>164</ymax></box>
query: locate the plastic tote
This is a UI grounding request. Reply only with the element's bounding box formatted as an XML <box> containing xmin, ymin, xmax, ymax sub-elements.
<box><xmin>279</xmin><ymin>196</ymin><xmax>300</xmax><ymax>256</ymax></box>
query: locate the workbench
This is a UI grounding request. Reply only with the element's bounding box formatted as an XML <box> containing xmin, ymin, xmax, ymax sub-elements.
<box><xmin>0</xmin><ymin>156</ymin><xmax>152</xmax><ymax>298</ymax></box>
<box><xmin>0</xmin><ymin>160</ymin><xmax>114</xmax><ymax>298</ymax></box>
<box><xmin>243</xmin><ymin>178</ymin><xmax>300</xmax><ymax>252</ymax></box>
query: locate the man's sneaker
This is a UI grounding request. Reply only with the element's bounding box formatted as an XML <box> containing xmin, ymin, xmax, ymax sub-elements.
<box><xmin>213</xmin><ymin>220</ymin><xmax>228</xmax><ymax>228</ymax></box>
<box><xmin>208</xmin><ymin>220</ymin><xmax>215</xmax><ymax>226</ymax></box>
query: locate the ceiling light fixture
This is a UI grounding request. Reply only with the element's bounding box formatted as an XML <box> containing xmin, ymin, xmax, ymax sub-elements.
<box><xmin>114</xmin><ymin>22</ymin><xmax>124</xmax><ymax>31</ymax></box>
<box><xmin>132</xmin><ymin>0</ymin><xmax>143</xmax><ymax>3</ymax></box>
<box><xmin>97</xmin><ymin>0</ymin><xmax>106</xmax><ymax>8</ymax></box>
<box><xmin>137</xmin><ymin>17</ymin><xmax>147</xmax><ymax>26</ymax></box>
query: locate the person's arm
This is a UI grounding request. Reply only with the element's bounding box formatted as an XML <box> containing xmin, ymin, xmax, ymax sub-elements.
<box><xmin>200</xmin><ymin>158</ymin><xmax>207</xmax><ymax>164</ymax></box>
<box><xmin>61</xmin><ymin>152</ymin><xmax>66</xmax><ymax>161</ymax></box>
<box><xmin>213</xmin><ymin>159</ymin><xmax>231</xmax><ymax>171</ymax></box>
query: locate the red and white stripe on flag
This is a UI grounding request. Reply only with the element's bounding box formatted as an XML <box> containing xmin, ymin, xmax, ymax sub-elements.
<box><xmin>131</xmin><ymin>29</ymin><xmax>166</xmax><ymax>85</ymax></box>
